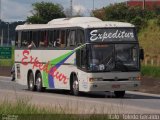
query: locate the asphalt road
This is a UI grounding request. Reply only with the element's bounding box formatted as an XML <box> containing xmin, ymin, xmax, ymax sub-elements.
<box><xmin>0</xmin><ymin>76</ymin><xmax>160</xmax><ymax>114</ymax></box>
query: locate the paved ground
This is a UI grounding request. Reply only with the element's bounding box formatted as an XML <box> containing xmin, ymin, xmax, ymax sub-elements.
<box><xmin>1</xmin><ymin>66</ymin><xmax>160</xmax><ymax>94</ymax></box>
<box><xmin>0</xmin><ymin>76</ymin><xmax>160</xmax><ymax>114</ymax></box>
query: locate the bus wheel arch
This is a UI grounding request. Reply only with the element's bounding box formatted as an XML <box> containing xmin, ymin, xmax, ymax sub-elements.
<box><xmin>35</xmin><ymin>70</ymin><xmax>45</xmax><ymax>92</ymax></box>
<box><xmin>27</xmin><ymin>70</ymin><xmax>36</xmax><ymax>91</ymax></box>
<box><xmin>70</xmin><ymin>72</ymin><xmax>80</xmax><ymax>96</ymax></box>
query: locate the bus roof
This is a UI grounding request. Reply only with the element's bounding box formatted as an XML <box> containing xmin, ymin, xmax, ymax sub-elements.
<box><xmin>16</xmin><ymin>17</ymin><xmax>135</xmax><ymax>31</ymax></box>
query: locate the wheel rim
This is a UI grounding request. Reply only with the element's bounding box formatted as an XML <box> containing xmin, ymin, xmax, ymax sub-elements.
<box><xmin>36</xmin><ymin>77</ymin><xmax>41</xmax><ymax>89</ymax></box>
<box><xmin>29</xmin><ymin>76</ymin><xmax>34</xmax><ymax>89</ymax></box>
<box><xmin>73</xmin><ymin>80</ymin><xmax>79</xmax><ymax>94</ymax></box>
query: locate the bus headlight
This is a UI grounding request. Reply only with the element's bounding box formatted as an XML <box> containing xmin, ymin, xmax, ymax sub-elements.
<box><xmin>89</xmin><ymin>78</ymin><xmax>103</xmax><ymax>82</ymax></box>
<box><xmin>136</xmin><ymin>75</ymin><xmax>142</xmax><ymax>81</ymax></box>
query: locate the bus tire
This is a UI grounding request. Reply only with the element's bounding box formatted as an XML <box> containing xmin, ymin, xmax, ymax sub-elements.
<box><xmin>28</xmin><ymin>72</ymin><xmax>36</xmax><ymax>91</ymax></box>
<box><xmin>36</xmin><ymin>73</ymin><xmax>45</xmax><ymax>92</ymax></box>
<box><xmin>114</xmin><ymin>91</ymin><xmax>125</xmax><ymax>98</ymax></box>
<box><xmin>71</xmin><ymin>75</ymin><xmax>80</xmax><ymax>96</ymax></box>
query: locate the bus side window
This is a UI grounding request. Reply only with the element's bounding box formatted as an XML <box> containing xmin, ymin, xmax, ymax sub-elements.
<box><xmin>21</xmin><ymin>32</ymin><xmax>28</xmax><ymax>47</ymax></box>
<box><xmin>15</xmin><ymin>32</ymin><xmax>18</xmax><ymax>47</ymax></box>
<box><xmin>54</xmin><ymin>30</ymin><xmax>61</xmax><ymax>47</ymax></box>
<box><xmin>27</xmin><ymin>31</ymin><xmax>37</xmax><ymax>48</ymax></box>
<box><xmin>48</xmin><ymin>30</ymin><xmax>54</xmax><ymax>47</ymax></box>
<box><xmin>15</xmin><ymin>31</ymin><xmax>21</xmax><ymax>48</ymax></box>
<box><xmin>76</xmin><ymin>29</ymin><xmax>85</xmax><ymax>46</ymax></box>
<box><xmin>39</xmin><ymin>31</ymin><xmax>48</xmax><ymax>47</ymax></box>
<box><xmin>32</xmin><ymin>31</ymin><xmax>39</xmax><ymax>47</ymax></box>
<box><xmin>67</xmin><ymin>30</ymin><xmax>76</xmax><ymax>47</ymax></box>
<box><xmin>60</xmin><ymin>30</ymin><xmax>66</xmax><ymax>48</ymax></box>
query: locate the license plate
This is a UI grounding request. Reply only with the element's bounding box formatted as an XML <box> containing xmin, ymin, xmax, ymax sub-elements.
<box><xmin>112</xmin><ymin>84</ymin><xmax>120</xmax><ymax>89</ymax></box>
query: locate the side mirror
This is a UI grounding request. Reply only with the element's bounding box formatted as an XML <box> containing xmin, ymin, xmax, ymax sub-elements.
<box><xmin>140</xmin><ymin>48</ymin><xmax>144</xmax><ymax>60</ymax></box>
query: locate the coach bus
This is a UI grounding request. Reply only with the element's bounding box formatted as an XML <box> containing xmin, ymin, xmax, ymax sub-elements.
<box><xmin>15</xmin><ymin>17</ymin><xmax>144</xmax><ymax>98</ymax></box>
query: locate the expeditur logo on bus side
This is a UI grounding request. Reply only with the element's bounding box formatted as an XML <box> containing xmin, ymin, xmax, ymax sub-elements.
<box><xmin>21</xmin><ymin>44</ymin><xmax>86</xmax><ymax>89</ymax></box>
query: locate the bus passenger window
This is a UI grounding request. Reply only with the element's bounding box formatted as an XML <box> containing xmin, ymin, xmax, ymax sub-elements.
<box><xmin>17</xmin><ymin>31</ymin><xmax>22</xmax><ymax>48</ymax></box>
<box><xmin>54</xmin><ymin>38</ymin><xmax>61</xmax><ymax>47</ymax></box>
<box><xmin>32</xmin><ymin>31</ymin><xmax>39</xmax><ymax>47</ymax></box>
<box><xmin>48</xmin><ymin>30</ymin><xmax>54</xmax><ymax>47</ymax></box>
<box><xmin>67</xmin><ymin>30</ymin><xmax>76</xmax><ymax>47</ymax></box>
<box><xmin>39</xmin><ymin>31</ymin><xmax>48</xmax><ymax>47</ymax></box>
<box><xmin>60</xmin><ymin>30</ymin><xmax>66</xmax><ymax>48</ymax></box>
<box><xmin>15</xmin><ymin>32</ymin><xmax>18</xmax><ymax>47</ymax></box>
<box><xmin>54</xmin><ymin>30</ymin><xmax>60</xmax><ymax>47</ymax></box>
<box><xmin>77</xmin><ymin>29</ymin><xmax>85</xmax><ymax>46</ymax></box>
<box><xmin>21</xmin><ymin>32</ymin><xmax>28</xmax><ymax>47</ymax></box>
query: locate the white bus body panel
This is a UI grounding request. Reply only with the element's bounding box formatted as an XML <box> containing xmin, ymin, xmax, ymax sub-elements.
<box><xmin>15</xmin><ymin>49</ymin><xmax>140</xmax><ymax>92</ymax></box>
<box><xmin>15</xmin><ymin>49</ymin><xmax>77</xmax><ymax>90</ymax></box>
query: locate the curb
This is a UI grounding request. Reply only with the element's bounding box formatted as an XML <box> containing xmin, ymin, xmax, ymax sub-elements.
<box><xmin>0</xmin><ymin>76</ymin><xmax>11</xmax><ymax>79</ymax></box>
<box><xmin>127</xmin><ymin>91</ymin><xmax>160</xmax><ymax>97</ymax></box>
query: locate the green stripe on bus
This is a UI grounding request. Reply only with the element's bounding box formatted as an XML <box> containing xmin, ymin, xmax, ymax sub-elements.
<box><xmin>42</xmin><ymin>44</ymin><xmax>86</xmax><ymax>88</ymax></box>
<box><xmin>43</xmin><ymin>51</ymin><xmax>73</xmax><ymax>88</ymax></box>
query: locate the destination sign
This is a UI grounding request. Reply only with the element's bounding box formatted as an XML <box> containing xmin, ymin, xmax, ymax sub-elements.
<box><xmin>89</xmin><ymin>29</ymin><xmax>136</xmax><ymax>42</ymax></box>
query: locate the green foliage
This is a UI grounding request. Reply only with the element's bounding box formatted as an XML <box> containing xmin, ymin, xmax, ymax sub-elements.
<box><xmin>27</xmin><ymin>2</ymin><xmax>66</xmax><ymax>24</ymax></box>
<box><xmin>156</xmin><ymin>15</ymin><xmax>160</xmax><ymax>26</ymax></box>
<box><xmin>138</xmin><ymin>20</ymin><xmax>160</xmax><ymax>56</ymax></box>
<box><xmin>153</xmin><ymin>6</ymin><xmax>160</xmax><ymax>16</ymax></box>
<box><xmin>141</xmin><ymin>66</ymin><xmax>160</xmax><ymax>78</ymax></box>
<box><xmin>131</xmin><ymin>16</ymin><xmax>147</xmax><ymax>31</ymax></box>
<box><xmin>93</xmin><ymin>3</ymin><xmax>159</xmax><ymax>31</ymax></box>
<box><xmin>104</xmin><ymin>3</ymin><xmax>128</xmax><ymax>21</ymax></box>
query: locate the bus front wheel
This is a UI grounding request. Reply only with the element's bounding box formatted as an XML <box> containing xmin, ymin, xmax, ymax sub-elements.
<box><xmin>28</xmin><ymin>72</ymin><xmax>36</xmax><ymax>91</ymax></box>
<box><xmin>36</xmin><ymin>73</ymin><xmax>45</xmax><ymax>92</ymax></box>
<box><xmin>71</xmin><ymin>75</ymin><xmax>80</xmax><ymax>96</ymax></box>
<box><xmin>114</xmin><ymin>91</ymin><xmax>125</xmax><ymax>98</ymax></box>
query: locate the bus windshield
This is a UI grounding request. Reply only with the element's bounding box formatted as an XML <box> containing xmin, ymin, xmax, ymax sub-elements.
<box><xmin>88</xmin><ymin>44</ymin><xmax>139</xmax><ymax>72</ymax></box>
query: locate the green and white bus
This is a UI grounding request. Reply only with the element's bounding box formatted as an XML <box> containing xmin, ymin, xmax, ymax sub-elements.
<box><xmin>15</xmin><ymin>17</ymin><xmax>143</xmax><ymax>97</ymax></box>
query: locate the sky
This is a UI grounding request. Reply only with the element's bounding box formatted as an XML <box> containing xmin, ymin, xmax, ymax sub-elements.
<box><xmin>0</xmin><ymin>0</ymin><xmax>127</xmax><ymax>22</ymax></box>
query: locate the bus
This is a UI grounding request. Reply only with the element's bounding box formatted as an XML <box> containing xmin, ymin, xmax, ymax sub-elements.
<box><xmin>15</xmin><ymin>17</ymin><xmax>144</xmax><ymax>98</ymax></box>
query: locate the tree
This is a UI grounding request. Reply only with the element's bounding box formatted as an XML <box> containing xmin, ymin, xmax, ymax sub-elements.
<box><xmin>92</xmin><ymin>8</ymin><xmax>106</xmax><ymax>20</ymax></box>
<box><xmin>27</xmin><ymin>2</ymin><xmax>66</xmax><ymax>24</ymax></box>
<box><xmin>92</xmin><ymin>3</ymin><xmax>158</xmax><ymax>31</ymax></box>
<box><xmin>104</xmin><ymin>3</ymin><xmax>129</xmax><ymax>22</ymax></box>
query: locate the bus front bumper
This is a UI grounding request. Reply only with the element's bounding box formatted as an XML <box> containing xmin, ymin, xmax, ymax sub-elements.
<box><xmin>88</xmin><ymin>81</ymin><xmax>140</xmax><ymax>92</ymax></box>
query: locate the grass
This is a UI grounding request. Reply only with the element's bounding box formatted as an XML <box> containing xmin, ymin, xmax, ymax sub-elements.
<box><xmin>141</xmin><ymin>66</ymin><xmax>160</xmax><ymax>78</ymax></box>
<box><xmin>0</xmin><ymin>98</ymin><xmax>112</xmax><ymax>120</ymax></box>
<box><xmin>139</xmin><ymin>19</ymin><xmax>160</xmax><ymax>56</ymax></box>
<box><xmin>0</xmin><ymin>59</ymin><xmax>14</xmax><ymax>66</ymax></box>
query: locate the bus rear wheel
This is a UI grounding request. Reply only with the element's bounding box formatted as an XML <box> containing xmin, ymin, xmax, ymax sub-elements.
<box><xmin>36</xmin><ymin>73</ymin><xmax>45</xmax><ymax>92</ymax></box>
<box><xmin>114</xmin><ymin>91</ymin><xmax>125</xmax><ymax>98</ymax></box>
<box><xmin>28</xmin><ymin>72</ymin><xmax>36</xmax><ymax>91</ymax></box>
<box><xmin>71</xmin><ymin>75</ymin><xmax>80</xmax><ymax>96</ymax></box>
